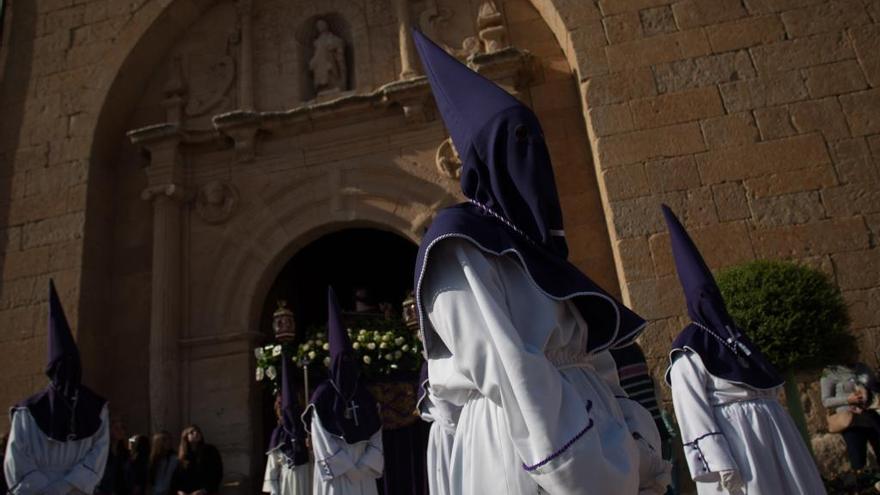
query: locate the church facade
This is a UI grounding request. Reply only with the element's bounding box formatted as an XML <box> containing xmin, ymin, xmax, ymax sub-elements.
<box><xmin>1</xmin><ymin>0</ymin><xmax>879</xmax><ymax>490</ymax></box>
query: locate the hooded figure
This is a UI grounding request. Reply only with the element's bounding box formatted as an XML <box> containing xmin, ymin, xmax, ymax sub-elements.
<box><xmin>263</xmin><ymin>351</ymin><xmax>312</xmax><ymax>495</ymax></box>
<box><xmin>411</xmin><ymin>30</ymin><xmax>667</xmax><ymax>494</ymax></box>
<box><xmin>4</xmin><ymin>280</ymin><xmax>109</xmax><ymax>495</ymax></box>
<box><xmin>662</xmin><ymin>205</ymin><xmax>825</xmax><ymax>495</ymax></box>
<box><xmin>303</xmin><ymin>287</ymin><xmax>383</xmax><ymax>495</ymax></box>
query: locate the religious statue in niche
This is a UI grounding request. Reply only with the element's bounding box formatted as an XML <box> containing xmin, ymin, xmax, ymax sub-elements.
<box><xmin>309</xmin><ymin>18</ymin><xmax>348</xmax><ymax>95</ymax></box>
<box><xmin>195</xmin><ymin>180</ymin><xmax>239</xmax><ymax>224</ymax></box>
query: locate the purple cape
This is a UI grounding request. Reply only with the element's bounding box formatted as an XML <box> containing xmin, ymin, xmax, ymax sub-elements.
<box><xmin>15</xmin><ymin>280</ymin><xmax>106</xmax><ymax>441</ymax></box>
<box><xmin>305</xmin><ymin>287</ymin><xmax>381</xmax><ymax>444</ymax></box>
<box><xmin>661</xmin><ymin>205</ymin><xmax>783</xmax><ymax>390</ymax></box>
<box><xmin>410</xmin><ymin>30</ymin><xmax>644</xmax><ymax>357</ymax></box>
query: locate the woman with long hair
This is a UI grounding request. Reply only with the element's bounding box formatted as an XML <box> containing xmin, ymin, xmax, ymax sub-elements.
<box><xmin>149</xmin><ymin>431</ymin><xmax>178</xmax><ymax>495</ymax></box>
<box><xmin>172</xmin><ymin>425</ymin><xmax>223</xmax><ymax>495</ymax></box>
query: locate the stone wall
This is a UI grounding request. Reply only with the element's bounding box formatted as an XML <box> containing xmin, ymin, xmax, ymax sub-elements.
<box><xmin>1</xmin><ymin>0</ymin><xmax>879</xmax><ymax>484</ymax></box>
<box><xmin>536</xmin><ymin>0</ymin><xmax>880</xmax><ymax>378</ymax></box>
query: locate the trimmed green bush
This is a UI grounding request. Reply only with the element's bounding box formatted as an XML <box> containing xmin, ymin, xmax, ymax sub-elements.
<box><xmin>716</xmin><ymin>260</ymin><xmax>853</xmax><ymax>373</ymax></box>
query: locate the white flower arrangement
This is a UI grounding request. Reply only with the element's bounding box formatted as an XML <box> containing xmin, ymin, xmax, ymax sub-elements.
<box><xmin>253</xmin><ymin>320</ymin><xmax>423</xmax><ymax>391</ymax></box>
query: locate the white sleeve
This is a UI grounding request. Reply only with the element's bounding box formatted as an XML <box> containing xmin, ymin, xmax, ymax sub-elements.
<box><xmin>262</xmin><ymin>452</ymin><xmax>280</xmax><ymax>494</ymax></box>
<box><xmin>64</xmin><ymin>405</ymin><xmax>109</xmax><ymax>493</ymax></box>
<box><xmin>670</xmin><ymin>352</ymin><xmax>738</xmax><ymax>482</ymax></box>
<box><xmin>5</xmin><ymin>409</ymin><xmax>52</xmax><ymax>494</ymax></box>
<box><xmin>423</xmin><ymin>240</ymin><xmax>618</xmax><ymax>492</ymax></box>
<box><xmin>597</xmin><ymin>352</ymin><xmax>670</xmax><ymax>495</ymax></box>
<box><xmin>352</xmin><ymin>427</ymin><xmax>384</xmax><ymax>480</ymax></box>
<box><xmin>308</xmin><ymin>411</ymin><xmax>356</xmax><ymax>481</ymax></box>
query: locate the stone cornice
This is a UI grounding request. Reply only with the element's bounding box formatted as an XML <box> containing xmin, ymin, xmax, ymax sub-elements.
<box><xmin>126</xmin><ymin>47</ymin><xmax>538</xmax><ymax>155</ymax></box>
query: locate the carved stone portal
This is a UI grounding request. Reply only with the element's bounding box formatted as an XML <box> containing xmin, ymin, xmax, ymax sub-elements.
<box><xmin>309</xmin><ymin>19</ymin><xmax>348</xmax><ymax>95</ymax></box>
<box><xmin>195</xmin><ymin>180</ymin><xmax>239</xmax><ymax>224</ymax></box>
<box><xmin>478</xmin><ymin>0</ymin><xmax>507</xmax><ymax>54</ymax></box>
<box><xmin>435</xmin><ymin>137</ymin><xmax>462</xmax><ymax>179</ymax></box>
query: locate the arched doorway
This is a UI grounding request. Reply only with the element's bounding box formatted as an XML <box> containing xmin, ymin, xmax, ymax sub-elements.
<box><xmin>257</xmin><ymin>227</ymin><xmax>426</xmax><ymax>494</ymax></box>
<box><xmin>82</xmin><ymin>0</ymin><xmax>619</xmax><ymax>492</ymax></box>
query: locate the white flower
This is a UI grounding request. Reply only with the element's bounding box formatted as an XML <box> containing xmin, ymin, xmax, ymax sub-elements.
<box><xmin>379</xmin><ymin>342</ymin><xmax>388</xmax><ymax>349</ymax></box>
<box><xmin>402</xmin><ymin>344</ymin><xmax>410</xmax><ymax>352</ymax></box>
<box><xmin>322</xmin><ymin>343</ymin><xmax>330</xmax><ymax>351</ymax></box>
<box><xmin>363</xmin><ymin>355</ymin><xmax>372</xmax><ymax>364</ymax></box>
<box><xmin>382</xmin><ymin>334</ymin><xmax>392</xmax><ymax>342</ymax></box>
<box><xmin>352</xmin><ymin>342</ymin><xmax>361</xmax><ymax>350</ymax></box>
<box><xmin>256</xmin><ymin>367</ymin><xmax>265</xmax><ymax>381</ymax></box>
<box><xmin>308</xmin><ymin>351</ymin><xmax>316</xmax><ymax>360</ymax></box>
<box><xmin>384</xmin><ymin>353</ymin><xmax>393</xmax><ymax>361</ymax></box>
<box><xmin>254</xmin><ymin>348</ymin><xmax>264</xmax><ymax>359</ymax></box>
<box><xmin>367</xmin><ymin>343</ymin><xmax>376</xmax><ymax>350</ymax></box>
<box><xmin>359</xmin><ymin>329</ymin><xmax>367</xmax><ymax>335</ymax></box>
<box><xmin>302</xmin><ymin>343</ymin><xmax>311</xmax><ymax>351</ymax></box>
<box><xmin>394</xmin><ymin>351</ymin><xmax>402</xmax><ymax>359</ymax></box>
<box><xmin>272</xmin><ymin>345</ymin><xmax>282</xmax><ymax>357</ymax></box>
<box><xmin>394</xmin><ymin>337</ymin><xmax>405</xmax><ymax>345</ymax></box>
<box><xmin>357</xmin><ymin>335</ymin><xmax>366</xmax><ymax>342</ymax></box>
<box><xmin>266</xmin><ymin>366</ymin><xmax>277</xmax><ymax>380</ymax></box>
<box><xmin>390</xmin><ymin>364</ymin><xmax>398</xmax><ymax>369</ymax></box>
<box><xmin>323</xmin><ymin>357</ymin><xmax>331</xmax><ymax>367</ymax></box>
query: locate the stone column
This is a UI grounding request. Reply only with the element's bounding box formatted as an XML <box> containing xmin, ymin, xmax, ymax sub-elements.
<box><xmin>236</xmin><ymin>0</ymin><xmax>255</xmax><ymax>110</ymax></box>
<box><xmin>128</xmin><ymin>124</ymin><xmax>186</xmax><ymax>435</ymax></box>
<box><xmin>394</xmin><ymin>0</ymin><xmax>418</xmax><ymax>79</ymax></box>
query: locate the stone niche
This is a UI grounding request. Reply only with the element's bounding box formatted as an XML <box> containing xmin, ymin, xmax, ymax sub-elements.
<box><xmin>296</xmin><ymin>14</ymin><xmax>354</xmax><ymax>101</ymax></box>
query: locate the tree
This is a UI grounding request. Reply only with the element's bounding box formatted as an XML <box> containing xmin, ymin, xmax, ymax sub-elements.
<box><xmin>716</xmin><ymin>260</ymin><xmax>854</xmax><ymax>446</ymax></box>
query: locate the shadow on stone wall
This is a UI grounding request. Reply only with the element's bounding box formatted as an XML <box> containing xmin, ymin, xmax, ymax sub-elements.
<box><xmin>0</xmin><ymin>0</ymin><xmax>37</xmax><ymax>429</ymax></box>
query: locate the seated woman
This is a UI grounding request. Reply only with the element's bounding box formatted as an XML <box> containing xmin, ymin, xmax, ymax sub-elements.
<box><xmin>172</xmin><ymin>426</ymin><xmax>223</xmax><ymax>495</ymax></box>
<box><xmin>821</xmin><ymin>363</ymin><xmax>880</xmax><ymax>486</ymax></box>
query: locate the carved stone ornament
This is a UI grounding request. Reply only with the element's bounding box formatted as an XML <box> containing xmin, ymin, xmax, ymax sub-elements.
<box><xmin>435</xmin><ymin>137</ymin><xmax>462</xmax><ymax>179</ymax></box>
<box><xmin>195</xmin><ymin>180</ymin><xmax>239</xmax><ymax>224</ymax></box>
<box><xmin>477</xmin><ymin>0</ymin><xmax>507</xmax><ymax>54</ymax></box>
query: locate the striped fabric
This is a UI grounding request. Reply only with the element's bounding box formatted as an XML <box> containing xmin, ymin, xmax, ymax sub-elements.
<box><xmin>611</xmin><ymin>343</ymin><xmax>670</xmax><ymax>441</ymax></box>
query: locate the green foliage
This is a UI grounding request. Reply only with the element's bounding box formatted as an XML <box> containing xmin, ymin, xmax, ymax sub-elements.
<box><xmin>716</xmin><ymin>260</ymin><xmax>853</xmax><ymax>373</ymax></box>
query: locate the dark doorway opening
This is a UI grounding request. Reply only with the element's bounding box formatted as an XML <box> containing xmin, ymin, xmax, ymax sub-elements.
<box><xmin>256</xmin><ymin>227</ymin><xmax>425</xmax><ymax>492</ymax></box>
<box><xmin>260</xmin><ymin>228</ymin><xmax>418</xmax><ymax>335</ymax></box>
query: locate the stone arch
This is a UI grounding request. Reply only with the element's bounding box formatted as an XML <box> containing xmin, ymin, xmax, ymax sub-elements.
<box><xmin>201</xmin><ymin>168</ymin><xmax>451</xmax><ymax>338</ymax></box>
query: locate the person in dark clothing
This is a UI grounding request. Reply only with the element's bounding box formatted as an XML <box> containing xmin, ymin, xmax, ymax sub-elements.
<box><xmin>173</xmin><ymin>425</ymin><xmax>223</xmax><ymax>495</ymax></box>
<box><xmin>96</xmin><ymin>418</ymin><xmax>129</xmax><ymax>495</ymax></box>
<box><xmin>125</xmin><ymin>435</ymin><xmax>150</xmax><ymax>495</ymax></box>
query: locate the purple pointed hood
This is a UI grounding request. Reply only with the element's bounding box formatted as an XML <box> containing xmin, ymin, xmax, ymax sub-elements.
<box><xmin>305</xmin><ymin>288</ymin><xmax>381</xmax><ymax>443</ymax></box>
<box><xmin>662</xmin><ymin>206</ymin><xmax>783</xmax><ymax>389</ymax></box>
<box><xmin>411</xmin><ymin>30</ymin><xmax>645</xmax><ymax>357</ymax></box>
<box><xmin>15</xmin><ymin>280</ymin><xmax>106</xmax><ymax>441</ymax></box>
<box><xmin>268</xmin><ymin>351</ymin><xmax>308</xmax><ymax>465</ymax></box>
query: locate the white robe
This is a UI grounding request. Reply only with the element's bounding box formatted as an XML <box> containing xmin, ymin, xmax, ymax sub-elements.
<box><xmin>309</xmin><ymin>411</ymin><xmax>383</xmax><ymax>495</ymax></box>
<box><xmin>262</xmin><ymin>448</ymin><xmax>313</xmax><ymax>495</ymax></box>
<box><xmin>670</xmin><ymin>351</ymin><xmax>826</xmax><ymax>494</ymax></box>
<box><xmin>421</xmin><ymin>238</ymin><xmax>667</xmax><ymax>494</ymax></box>
<box><xmin>418</xmin><ymin>385</ymin><xmax>461</xmax><ymax>495</ymax></box>
<box><xmin>3</xmin><ymin>405</ymin><xmax>109</xmax><ymax>495</ymax></box>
